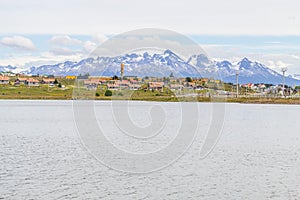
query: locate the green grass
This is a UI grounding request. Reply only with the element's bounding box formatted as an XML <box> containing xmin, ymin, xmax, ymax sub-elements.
<box><xmin>0</xmin><ymin>84</ymin><xmax>73</xmax><ymax>99</ymax></box>
<box><xmin>1</xmin><ymin>83</ymin><xmax>300</xmax><ymax>104</ymax></box>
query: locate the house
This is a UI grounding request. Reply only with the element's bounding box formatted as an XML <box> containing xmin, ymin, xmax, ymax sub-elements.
<box><xmin>258</xmin><ymin>84</ymin><xmax>266</xmax><ymax>91</ymax></box>
<box><xmin>84</xmin><ymin>79</ymin><xmax>99</xmax><ymax>89</ymax></box>
<box><xmin>195</xmin><ymin>85</ymin><xmax>204</xmax><ymax>90</ymax></box>
<box><xmin>169</xmin><ymin>84</ymin><xmax>183</xmax><ymax>90</ymax></box>
<box><xmin>15</xmin><ymin>77</ymin><xmax>28</xmax><ymax>85</ymax></box>
<box><xmin>42</xmin><ymin>78</ymin><xmax>55</xmax><ymax>84</ymax></box>
<box><xmin>107</xmin><ymin>83</ymin><xmax>119</xmax><ymax>90</ymax></box>
<box><xmin>184</xmin><ymin>82</ymin><xmax>196</xmax><ymax>89</ymax></box>
<box><xmin>129</xmin><ymin>79</ymin><xmax>138</xmax><ymax>84</ymax></box>
<box><xmin>148</xmin><ymin>82</ymin><xmax>164</xmax><ymax>91</ymax></box>
<box><xmin>117</xmin><ymin>80</ymin><xmax>130</xmax><ymax>89</ymax></box>
<box><xmin>99</xmin><ymin>79</ymin><xmax>108</xmax><ymax>84</ymax></box>
<box><xmin>0</xmin><ymin>76</ymin><xmax>9</xmax><ymax>84</ymax></box>
<box><xmin>129</xmin><ymin>84</ymin><xmax>142</xmax><ymax>90</ymax></box>
<box><xmin>199</xmin><ymin>78</ymin><xmax>209</xmax><ymax>85</ymax></box>
<box><xmin>26</xmin><ymin>78</ymin><xmax>40</xmax><ymax>86</ymax></box>
<box><xmin>246</xmin><ymin>83</ymin><xmax>255</xmax><ymax>89</ymax></box>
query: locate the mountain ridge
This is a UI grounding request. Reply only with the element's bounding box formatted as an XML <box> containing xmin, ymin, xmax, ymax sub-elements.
<box><xmin>1</xmin><ymin>50</ymin><xmax>299</xmax><ymax>85</ymax></box>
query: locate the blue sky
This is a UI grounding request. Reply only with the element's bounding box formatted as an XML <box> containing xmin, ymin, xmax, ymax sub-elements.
<box><xmin>0</xmin><ymin>0</ymin><xmax>299</xmax><ymax>75</ymax></box>
<box><xmin>1</xmin><ymin>34</ymin><xmax>299</xmax><ymax>75</ymax></box>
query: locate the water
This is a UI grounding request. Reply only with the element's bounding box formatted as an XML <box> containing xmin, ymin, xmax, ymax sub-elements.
<box><xmin>1</xmin><ymin>100</ymin><xmax>300</xmax><ymax>199</ymax></box>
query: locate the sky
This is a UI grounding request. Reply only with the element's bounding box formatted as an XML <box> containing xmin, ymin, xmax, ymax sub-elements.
<box><xmin>0</xmin><ymin>0</ymin><xmax>299</xmax><ymax>75</ymax></box>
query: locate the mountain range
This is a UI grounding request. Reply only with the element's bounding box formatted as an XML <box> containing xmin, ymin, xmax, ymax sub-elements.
<box><xmin>1</xmin><ymin>49</ymin><xmax>299</xmax><ymax>85</ymax></box>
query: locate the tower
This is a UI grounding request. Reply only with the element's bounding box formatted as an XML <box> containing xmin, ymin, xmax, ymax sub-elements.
<box><xmin>236</xmin><ymin>69</ymin><xmax>239</xmax><ymax>98</ymax></box>
<box><xmin>281</xmin><ymin>67</ymin><xmax>287</xmax><ymax>89</ymax></box>
<box><xmin>281</xmin><ymin>67</ymin><xmax>287</xmax><ymax>96</ymax></box>
<box><xmin>121</xmin><ymin>63</ymin><xmax>124</xmax><ymax>80</ymax></box>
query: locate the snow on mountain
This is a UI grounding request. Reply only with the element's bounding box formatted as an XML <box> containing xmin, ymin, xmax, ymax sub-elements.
<box><xmin>23</xmin><ymin>50</ymin><xmax>200</xmax><ymax>77</ymax></box>
<box><xmin>216</xmin><ymin>58</ymin><xmax>284</xmax><ymax>84</ymax></box>
<box><xmin>191</xmin><ymin>55</ymin><xmax>300</xmax><ymax>85</ymax></box>
<box><xmin>290</xmin><ymin>74</ymin><xmax>300</xmax><ymax>81</ymax></box>
<box><xmin>2</xmin><ymin>49</ymin><xmax>299</xmax><ymax>85</ymax></box>
<box><xmin>0</xmin><ymin>65</ymin><xmax>17</xmax><ymax>72</ymax></box>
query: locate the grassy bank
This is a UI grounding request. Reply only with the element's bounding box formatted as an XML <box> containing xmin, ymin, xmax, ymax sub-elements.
<box><xmin>0</xmin><ymin>85</ymin><xmax>73</xmax><ymax>100</ymax></box>
<box><xmin>1</xmin><ymin>84</ymin><xmax>300</xmax><ymax>104</ymax></box>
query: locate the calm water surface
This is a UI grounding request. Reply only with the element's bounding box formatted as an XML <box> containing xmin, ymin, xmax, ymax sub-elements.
<box><xmin>1</xmin><ymin>100</ymin><xmax>300</xmax><ymax>199</ymax></box>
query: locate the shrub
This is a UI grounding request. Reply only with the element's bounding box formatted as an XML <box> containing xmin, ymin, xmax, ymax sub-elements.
<box><xmin>105</xmin><ymin>90</ymin><xmax>112</xmax><ymax>96</ymax></box>
<box><xmin>95</xmin><ymin>92</ymin><xmax>100</xmax><ymax>97</ymax></box>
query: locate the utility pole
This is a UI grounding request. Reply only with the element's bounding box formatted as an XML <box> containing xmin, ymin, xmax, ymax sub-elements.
<box><xmin>236</xmin><ymin>70</ymin><xmax>239</xmax><ymax>98</ymax></box>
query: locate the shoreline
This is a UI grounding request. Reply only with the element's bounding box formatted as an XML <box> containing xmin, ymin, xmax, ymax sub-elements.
<box><xmin>1</xmin><ymin>97</ymin><xmax>300</xmax><ymax>105</ymax></box>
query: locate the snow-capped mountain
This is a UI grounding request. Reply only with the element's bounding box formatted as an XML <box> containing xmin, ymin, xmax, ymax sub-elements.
<box><xmin>190</xmin><ymin>55</ymin><xmax>300</xmax><ymax>85</ymax></box>
<box><xmin>23</xmin><ymin>50</ymin><xmax>200</xmax><ymax>77</ymax></box>
<box><xmin>290</xmin><ymin>74</ymin><xmax>300</xmax><ymax>81</ymax></box>
<box><xmin>219</xmin><ymin>57</ymin><xmax>284</xmax><ymax>83</ymax></box>
<box><xmin>4</xmin><ymin>49</ymin><xmax>299</xmax><ymax>85</ymax></box>
<box><xmin>0</xmin><ymin>65</ymin><xmax>17</xmax><ymax>72</ymax></box>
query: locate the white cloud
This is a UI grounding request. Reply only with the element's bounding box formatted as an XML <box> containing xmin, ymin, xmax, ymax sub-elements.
<box><xmin>0</xmin><ymin>52</ymin><xmax>84</xmax><ymax>70</ymax></box>
<box><xmin>83</xmin><ymin>41</ymin><xmax>97</xmax><ymax>53</ymax></box>
<box><xmin>0</xmin><ymin>35</ymin><xmax>36</xmax><ymax>51</ymax></box>
<box><xmin>0</xmin><ymin>0</ymin><xmax>299</xmax><ymax>35</ymax></box>
<box><xmin>260</xmin><ymin>54</ymin><xmax>300</xmax><ymax>75</ymax></box>
<box><xmin>50</xmin><ymin>35</ymin><xmax>82</xmax><ymax>46</ymax></box>
<box><xmin>49</xmin><ymin>35</ymin><xmax>103</xmax><ymax>54</ymax></box>
<box><xmin>50</xmin><ymin>46</ymin><xmax>80</xmax><ymax>55</ymax></box>
<box><xmin>91</xmin><ymin>34</ymin><xmax>108</xmax><ymax>44</ymax></box>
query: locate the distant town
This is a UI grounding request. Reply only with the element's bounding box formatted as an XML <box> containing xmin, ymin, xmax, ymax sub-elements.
<box><xmin>1</xmin><ymin>69</ymin><xmax>300</xmax><ymax>102</ymax></box>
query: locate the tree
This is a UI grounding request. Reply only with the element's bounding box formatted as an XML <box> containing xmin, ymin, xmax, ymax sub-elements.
<box><xmin>186</xmin><ymin>77</ymin><xmax>192</xmax><ymax>82</ymax></box>
<box><xmin>163</xmin><ymin>77</ymin><xmax>170</xmax><ymax>83</ymax></box>
<box><xmin>58</xmin><ymin>83</ymin><xmax>62</xmax><ymax>88</ymax></box>
<box><xmin>112</xmin><ymin>75</ymin><xmax>119</xmax><ymax>80</ymax></box>
<box><xmin>105</xmin><ymin>90</ymin><xmax>113</xmax><ymax>96</ymax></box>
<box><xmin>54</xmin><ymin>79</ymin><xmax>58</xmax><ymax>84</ymax></box>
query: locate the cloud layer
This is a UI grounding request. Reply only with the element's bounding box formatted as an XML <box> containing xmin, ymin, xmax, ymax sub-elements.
<box><xmin>0</xmin><ymin>0</ymin><xmax>300</xmax><ymax>35</ymax></box>
<box><xmin>0</xmin><ymin>35</ymin><xmax>36</xmax><ymax>51</ymax></box>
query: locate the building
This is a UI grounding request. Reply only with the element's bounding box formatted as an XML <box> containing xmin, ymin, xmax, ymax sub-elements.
<box><xmin>148</xmin><ymin>82</ymin><xmax>164</xmax><ymax>91</ymax></box>
<box><xmin>169</xmin><ymin>84</ymin><xmax>183</xmax><ymax>90</ymax></box>
<box><xmin>107</xmin><ymin>83</ymin><xmax>119</xmax><ymax>90</ymax></box>
<box><xmin>84</xmin><ymin>79</ymin><xmax>100</xmax><ymax>88</ymax></box>
<box><xmin>199</xmin><ymin>78</ymin><xmax>209</xmax><ymax>85</ymax></box>
<box><xmin>14</xmin><ymin>77</ymin><xmax>28</xmax><ymax>85</ymax></box>
<box><xmin>128</xmin><ymin>79</ymin><xmax>141</xmax><ymax>90</ymax></box>
<box><xmin>184</xmin><ymin>82</ymin><xmax>196</xmax><ymax>89</ymax></box>
<box><xmin>66</xmin><ymin>76</ymin><xmax>76</xmax><ymax>80</ymax></box>
<box><xmin>26</xmin><ymin>78</ymin><xmax>40</xmax><ymax>86</ymax></box>
<box><xmin>0</xmin><ymin>76</ymin><xmax>9</xmax><ymax>84</ymax></box>
<box><xmin>117</xmin><ymin>80</ymin><xmax>130</xmax><ymax>89</ymax></box>
<box><xmin>42</xmin><ymin>78</ymin><xmax>55</xmax><ymax>84</ymax></box>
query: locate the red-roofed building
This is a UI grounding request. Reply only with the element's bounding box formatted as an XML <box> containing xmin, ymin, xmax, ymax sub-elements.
<box><xmin>0</xmin><ymin>76</ymin><xmax>9</xmax><ymax>84</ymax></box>
<box><xmin>169</xmin><ymin>84</ymin><xmax>183</xmax><ymax>90</ymax></box>
<box><xmin>107</xmin><ymin>83</ymin><xmax>119</xmax><ymax>90</ymax></box>
<box><xmin>26</xmin><ymin>78</ymin><xmax>40</xmax><ymax>86</ymax></box>
<box><xmin>15</xmin><ymin>77</ymin><xmax>28</xmax><ymax>85</ymax></box>
<box><xmin>148</xmin><ymin>82</ymin><xmax>164</xmax><ymax>91</ymax></box>
<box><xmin>129</xmin><ymin>84</ymin><xmax>141</xmax><ymax>90</ymax></box>
<box><xmin>42</xmin><ymin>78</ymin><xmax>55</xmax><ymax>84</ymax></box>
